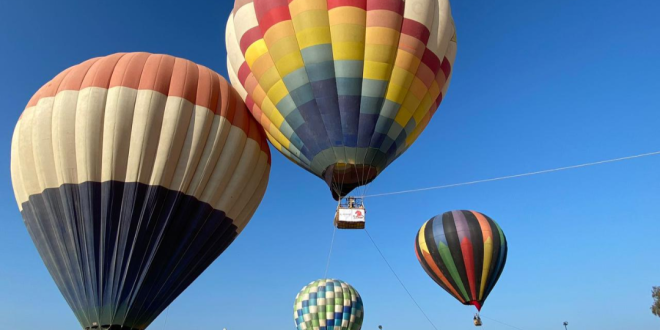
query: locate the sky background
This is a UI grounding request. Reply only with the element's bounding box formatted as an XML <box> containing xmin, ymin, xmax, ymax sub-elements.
<box><xmin>1</xmin><ymin>0</ymin><xmax>659</xmax><ymax>329</ymax></box>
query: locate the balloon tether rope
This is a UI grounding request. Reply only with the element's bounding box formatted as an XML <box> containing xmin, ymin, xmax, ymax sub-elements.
<box><xmin>324</xmin><ymin>206</ymin><xmax>339</xmax><ymax>279</ymax></box>
<box><xmin>364</xmin><ymin>229</ymin><xmax>439</xmax><ymax>330</ymax></box>
<box><xmin>162</xmin><ymin>306</ymin><xmax>170</xmax><ymax>329</ymax></box>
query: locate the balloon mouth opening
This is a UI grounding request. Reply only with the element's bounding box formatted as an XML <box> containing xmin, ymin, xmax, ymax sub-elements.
<box><xmin>83</xmin><ymin>325</ymin><xmax>142</xmax><ymax>330</ymax></box>
<box><xmin>323</xmin><ymin>163</ymin><xmax>378</xmax><ymax>200</ymax></box>
<box><xmin>470</xmin><ymin>301</ymin><xmax>482</xmax><ymax>311</ymax></box>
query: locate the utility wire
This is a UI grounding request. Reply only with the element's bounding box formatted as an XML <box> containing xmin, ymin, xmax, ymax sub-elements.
<box><xmin>364</xmin><ymin>151</ymin><xmax>660</xmax><ymax>198</ymax></box>
<box><xmin>480</xmin><ymin>315</ymin><xmax>525</xmax><ymax>330</ymax></box>
<box><xmin>364</xmin><ymin>229</ymin><xmax>439</xmax><ymax>330</ymax></box>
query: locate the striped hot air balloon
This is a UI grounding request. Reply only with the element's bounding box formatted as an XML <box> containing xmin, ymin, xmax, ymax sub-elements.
<box><xmin>226</xmin><ymin>0</ymin><xmax>457</xmax><ymax>199</ymax></box>
<box><xmin>293</xmin><ymin>279</ymin><xmax>364</xmax><ymax>330</ymax></box>
<box><xmin>415</xmin><ymin>211</ymin><xmax>508</xmax><ymax>311</ymax></box>
<box><xmin>10</xmin><ymin>53</ymin><xmax>271</xmax><ymax>330</ymax></box>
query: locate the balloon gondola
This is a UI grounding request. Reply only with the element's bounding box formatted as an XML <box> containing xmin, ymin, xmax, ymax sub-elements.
<box><xmin>474</xmin><ymin>314</ymin><xmax>482</xmax><ymax>326</ymax></box>
<box><xmin>334</xmin><ymin>197</ymin><xmax>366</xmax><ymax>229</ymax></box>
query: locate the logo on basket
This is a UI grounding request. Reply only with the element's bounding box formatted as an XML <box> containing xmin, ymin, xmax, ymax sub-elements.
<box><xmin>354</xmin><ymin>210</ymin><xmax>364</xmax><ymax>219</ymax></box>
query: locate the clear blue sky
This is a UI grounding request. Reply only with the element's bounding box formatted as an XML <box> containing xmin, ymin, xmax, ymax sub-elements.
<box><xmin>1</xmin><ymin>0</ymin><xmax>659</xmax><ymax>329</ymax></box>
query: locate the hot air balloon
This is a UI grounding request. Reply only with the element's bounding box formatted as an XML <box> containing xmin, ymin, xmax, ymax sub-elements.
<box><xmin>294</xmin><ymin>279</ymin><xmax>364</xmax><ymax>330</ymax></box>
<box><xmin>226</xmin><ymin>0</ymin><xmax>457</xmax><ymax>200</ymax></box>
<box><xmin>10</xmin><ymin>53</ymin><xmax>271</xmax><ymax>330</ymax></box>
<box><xmin>415</xmin><ymin>211</ymin><xmax>507</xmax><ymax>324</ymax></box>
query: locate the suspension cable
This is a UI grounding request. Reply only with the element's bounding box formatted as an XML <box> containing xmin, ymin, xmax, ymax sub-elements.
<box><xmin>324</xmin><ymin>224</ymin><xmax>338</xmax><ymax>279</ymax></box>
<box><xmin>364</xmin><ymin>151</ymin><xmax>660</xmax><ymax>198</ymax></box>
<box><xmin>364</xmin><ymin>229</ymin><xmax>439</xmax><ymax>330</ymax></box>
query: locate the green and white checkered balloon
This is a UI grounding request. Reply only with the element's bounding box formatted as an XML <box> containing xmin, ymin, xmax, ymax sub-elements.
<box><xmin>293</xmin><ymin>279</ymin><xmax>364</xmax><ymax>330</ymax></box>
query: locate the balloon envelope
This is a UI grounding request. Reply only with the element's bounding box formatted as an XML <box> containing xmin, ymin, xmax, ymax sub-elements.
<box><xmin>294</xmin><ymin>279</ymin><xmax>364</xmax><ymax>330</ymax></box>
<box><xmin>415</xmin><ymin>211</ymin><xmax>507</xmax><ymax>311</ymax></box>
<box><xmin>10</xmin><ymin>53</ymin><xmax>271</xmax><ymax>329</ymax></box>
<box><xmin>227</xmin><ymin>0</ymin><xmax>457</xmax><ymax>199</ymax></box>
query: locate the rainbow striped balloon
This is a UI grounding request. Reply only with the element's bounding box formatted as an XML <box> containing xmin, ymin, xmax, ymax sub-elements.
<box><xmin>227</xmin><ymin>0</ymin><xmax>457</xmax><ymax>199</ymax></box>
<box><xmin>415</xmin><ymin>211</ymin><xmax>508</xmax><ymax>311</ymax></box>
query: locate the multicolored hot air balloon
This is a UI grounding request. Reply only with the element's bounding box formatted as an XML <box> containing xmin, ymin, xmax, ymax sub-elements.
<box><xmin>226</xmin><ymin>0</ymin><xmax>457</xmax><ymax>199</ymax></box>
<box><xmin>294</xmin><ymin>279</ymin><xmax>364</xmax><ymax>330</ymax></box>
<box><xmin>10</xmin><ymin>53</ymin><xmax>271</xmax><ymax>330</ymax></box>
<box><xmin>415</xmin><ymin>211</ymin><xmax>507</xmax><ymax>312</ymax></box>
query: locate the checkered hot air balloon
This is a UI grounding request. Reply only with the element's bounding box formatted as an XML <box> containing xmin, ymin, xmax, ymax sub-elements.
<box><xmin>415</xmin><ymin>211</ymin><xmax>508</xmax><ymax>311</ymax></box>
<box><xmin>294</xmin><ymin>279</ymin><xmax>364</xmax><ymax>330</ymax></box>
<box><xmin>226</xmin><ymin>0</ymin><xmax>457</xmax><ymax>200</ymax></box>
<box><xmin>10</xmin><ymin>53</ymin><xmax>271</xmax><ymax>330</ymax></box>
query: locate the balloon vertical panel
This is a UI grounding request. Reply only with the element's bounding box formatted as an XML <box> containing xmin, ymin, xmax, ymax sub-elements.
<box><xmin>10</xmin><ymin>53</ymin><xmax>271</xmax><ymax>330</ymax></box>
